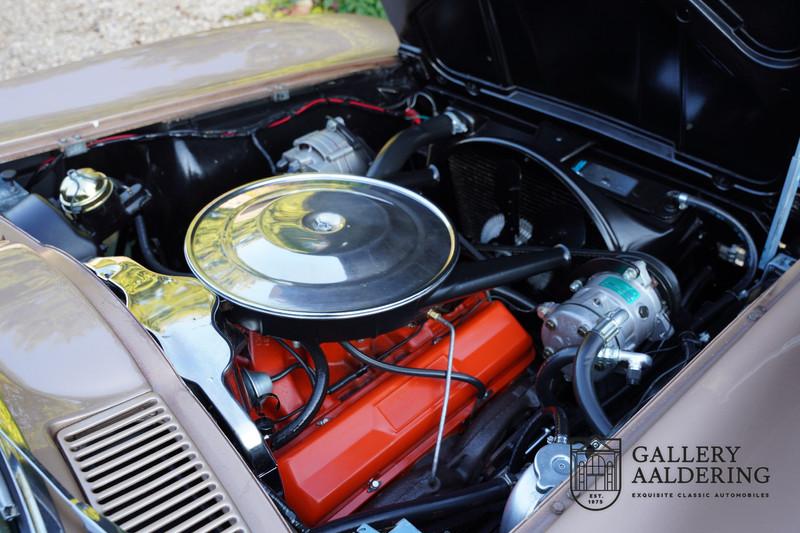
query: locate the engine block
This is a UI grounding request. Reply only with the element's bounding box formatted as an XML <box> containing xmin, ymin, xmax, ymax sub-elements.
<box><xmin>235</xmin><ymin>296</ymin><xmax>534</xmax><ymax>525</ymax></box>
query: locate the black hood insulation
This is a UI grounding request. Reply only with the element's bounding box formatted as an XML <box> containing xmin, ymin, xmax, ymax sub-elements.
<box><xmin>384</xmin><ymin>0</ymin><xmax>800</xmax><ymax>189</ymax></box>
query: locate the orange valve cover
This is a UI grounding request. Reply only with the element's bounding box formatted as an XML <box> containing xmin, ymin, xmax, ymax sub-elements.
<box><xmin>268</xmin><ymin>301</ymin><xmax>534</xmax><ymax>525</ymax></box>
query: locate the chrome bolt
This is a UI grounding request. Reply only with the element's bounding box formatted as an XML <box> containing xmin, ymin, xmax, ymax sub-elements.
<box><xmin>543</xmin><ymin>347</ymin><xmax>555</xmax><ymax>357</ymax></box>
<box><xmin>536</xmin><ymin>302</ymin><xmax>556</xmax><ymax>320</ymax></box>
<box><xmin>577</xmin><ymin>325</ymin><xmax>589</xmax><ymax>337</ymax></box>
<box><xmin>544</xmin><ymin>319</ymin><xmax>557</xmax><ymax>330</ymax></box>
<box><xmin>568</xmin><ymin>279</ymin><xmax>583</xmax><ymax>293</ymax></box>
<box><xmin>367</xmin><ymin>479</ymin><xmax>381</xmax><ymax>492</ymax></box>
<box><xmin>316</xmin><ymin>417</ymin><xmax>330</xmax><ymax>427</ymax></box>
<box><xmin>623</xmin><ymin>267</ymin><xmax>638</xmax><ymax>281</ymax></box>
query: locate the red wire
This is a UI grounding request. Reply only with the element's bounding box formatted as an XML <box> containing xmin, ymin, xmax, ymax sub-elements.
<box><xmin>87</xmin><ymin>133</ymin><xmax>137</xmax><ymax>146</ymax></box>
<box><xmin>294</xmin><ymin>97</ymin><xmax>328</xmax><ymax>115</ymax></box>
<box><xmin>267</xmin><ymin>116</ymin><xmax>292</xmax><ymax>128</ymax></box>
<box><xmin>266</xmin><ymin>97</ymin><xmax>394</xmax><ymax>129</ymax></box>
<box><xmin>37</xmin><ymin>156</ymin><xmax>56</xmax><ymax>170</ymax></box>
<box><xmin>348</xmin><ymin>101</ymin><xmax>387</xmax><ymax>113</ymax></box>
<box><xmin>40</xmin><ymin>97</ymin><xmax>401</xmax><ymax>166</ymax></box>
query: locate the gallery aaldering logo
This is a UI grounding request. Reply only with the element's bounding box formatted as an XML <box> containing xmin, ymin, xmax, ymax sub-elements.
<box><xmin>569</xmin><ymin>439</ymin><xmax>771</xmax><ymax>509</ymax></box>
<box><xmin>569</xmin><ymin>437</ymin><xmax>622</xmax><ymax>510</ymax></box>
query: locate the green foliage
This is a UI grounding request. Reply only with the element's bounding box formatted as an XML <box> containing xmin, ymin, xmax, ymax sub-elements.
<box><xmin>241</xmin><ymin>1</ymin><xmax>292</xmax><ymax>18</ymax></box>
<box><xmin>237</xmin><ymin>0</ymin><xmax>387</xmax><ymax>19</ymax></box>
<box><xmin>320</xmin><ymin>0</ymin><xmax>387</xmax><ymax>17</ymax></box>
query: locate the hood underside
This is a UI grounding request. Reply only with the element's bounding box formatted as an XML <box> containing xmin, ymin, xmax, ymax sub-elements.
<box><xmin>385</xmin><ymin>0</ymin><xmax>800</xmax><ymax>188</ymax></box>
<box><xmin>0</xmin><ymin>15</ymin><xmax>398</xmax><ymax>163</ymax></box>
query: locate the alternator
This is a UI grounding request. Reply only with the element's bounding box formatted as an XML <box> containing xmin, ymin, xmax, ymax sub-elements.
<box><xmin>277</xmin><ymin>117</ymin><xmax>370</xmax><ymax>174</ymax></box>
<box><xmin>538</xmin><ymin>259</ymin><xmax>673</xmax><ymax>356</ymax></box>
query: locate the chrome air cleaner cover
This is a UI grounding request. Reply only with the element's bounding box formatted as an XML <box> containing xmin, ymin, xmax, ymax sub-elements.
<box><xmin>185</xmin><ymin>174</ymin><xmax>458</xmax><ymax>339</ymax></box>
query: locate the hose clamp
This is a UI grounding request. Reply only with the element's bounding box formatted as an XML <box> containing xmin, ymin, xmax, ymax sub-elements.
<box><xmin>443</xmin><ymin>110</ymin><xmax>470</xmax><ymax>135</ymax></box>
<box><xmin>670</xmin><ymin>191</ymin><xmax>690</xmax><ymax>210</ymax></box>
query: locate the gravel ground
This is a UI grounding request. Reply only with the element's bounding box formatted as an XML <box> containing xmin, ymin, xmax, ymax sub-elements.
<box><xmin>0</xmin><ymin>0</ymin><xmax>268</xmax><ymax>82</ymax></box>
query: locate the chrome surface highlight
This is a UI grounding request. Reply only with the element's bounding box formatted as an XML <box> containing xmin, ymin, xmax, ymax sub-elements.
<box><xmin>184</xmin><ymin>174</ymin><xmax>458</xmax><ymax>320</ymax></box>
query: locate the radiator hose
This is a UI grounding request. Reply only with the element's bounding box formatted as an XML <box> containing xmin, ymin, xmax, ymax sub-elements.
<box><xmin>366</xmin><ymin>111</ymin><xmax>470</xmax><ymax>179</ymax></box>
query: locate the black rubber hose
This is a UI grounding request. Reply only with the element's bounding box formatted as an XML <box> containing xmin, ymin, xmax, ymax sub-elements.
<box><xmin>541</xmin><ymin>405</ymin><xmax>568</xmax><ymax>436</ymax></box>
<box><xmin>133</xmin><ymin>215</ymin><xmax>187</xmax><ymax>277</ymax></box>
<box><xmin>366</xmin><ymin>113</ymin><xmax>467</xmax><ymax>179</ymax></box>
<box><xmin>268</xmin><ymin>490</ymin><xmax>309</xmax><ymax>533</ymax></box>
<box><xmin>681</xmin><ymin>265</ymin><xmax>713</xmax><ymax>308</ymax></box>
<box><xmin>270</xmin><ymin>363</ymin><xmax>300</xmax><ymax>382</ymax></box>
<box><xmin>691</xmin><ymin>290</ymin><xmax>738</xmax><ymax>332</ymax></box>
<box><xmin>490</xmin><ymin>286</ymin><xmax>537</xmax><ymax>311</ymax></box>
<box><xmin>274</xmin><ymin>338</ymin><xmax>316</xmax><ymax>386</ymax></box>
<box><xmin>327</xmin><ymin>326</ymin><xmax>425</xmax><ymax>394</ymax></box>
<box><xmin>312</xmin><ymin>478</ymin><xmax>511</xmax><ymax>533</ymax></box>
<box><xmin>572</xmin><ymin>331</ymin><xmax>613</xmax><ymax>436</ymax></box>
<box><xmin>669</xmin><ymin>191</ymin><xmax>758</xmax><ymax>297</ymax></box>
<box><xmin>270</xmin><ymin>342</ymin><xmax>329</xmax><ymax>449</ymax></box>
<box><xmin>508</xmin><ymin>406</ymin><xmax>569</xmax><ymax>473</ymax></box>
<box><xmin>340</xmin><ymin>341</ymin><xmax>487</xmax><ymax>398</ymax></box>
<box><xmin>428</xmin><ymin>246</ymin><xmax>570</xmax><ymax>305</ymax></box>
<box><xmin>458</xmin><ymin>233</ymin><xmax>540</xmax><ymax>311</ymax></box>
<box><xmin>534</xmin><ymin>347</ymin><xmax>578</xmax><ymax>407</ymax></box>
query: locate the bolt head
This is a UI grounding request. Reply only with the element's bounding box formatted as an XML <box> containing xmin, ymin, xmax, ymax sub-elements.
<box><xmin>623</xmin><ymin>267</ymin><xmax>638</xmax><ymax>281</ymax></box>
<box><xmin>638</xmin><ymin>305</ymin><xmax>649</xmax><ymax>318</ymax></box>
<box><xmin>543</xmin><ymin>347</ymin><xmax>555</xmax><ymax>357</ymax></box>
<box><xmin>536</xmin><ymin>302</ymin><xmax>556</xmax><ymax>320</ymax></box>
<box><xmin>545</xmin><ymin>319</ymin><xmax>557</xmax><ymax>330</ymax></box>
<box><xmin>568</xmin><ymin>280</ymin><xmax>583</xmax><ymax>293</ymax></box>
<box><xmin>577</xmin><ymin>325</ymin><xmax>589</xmax><ymax>337</ymax></box>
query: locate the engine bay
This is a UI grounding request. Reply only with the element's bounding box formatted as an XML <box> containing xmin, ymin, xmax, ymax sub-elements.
<box><xmin>1</xmin><ymin>64</ymin><xmax>793</xmax><ymax>532</ymax></box>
